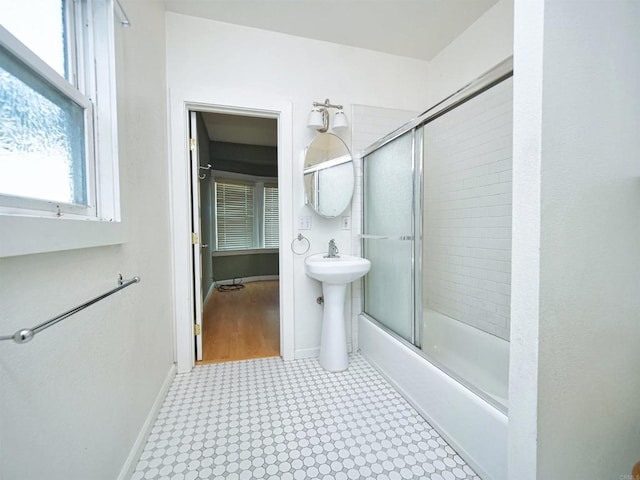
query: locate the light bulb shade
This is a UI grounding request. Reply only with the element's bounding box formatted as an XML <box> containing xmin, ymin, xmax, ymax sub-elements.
<box><xmin>307</xmin><ymin>108</ymin><xmax>326</xmax><ymax>129</ymax></box>
<box><xmin>332</xmin><ymin>110</ymin><xmax>348</xmax><ymax>131</ymax></box>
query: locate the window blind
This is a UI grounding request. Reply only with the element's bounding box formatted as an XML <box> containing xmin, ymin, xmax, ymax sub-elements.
<box><xmin>264</xmin><ymin>185</ymin><xmax>279</xmax><ymax>248</ymax></box>
<box><xmin>215</xmin><ymin>181</ymin><xmax>255</xmax><ymax>250</ymax></box>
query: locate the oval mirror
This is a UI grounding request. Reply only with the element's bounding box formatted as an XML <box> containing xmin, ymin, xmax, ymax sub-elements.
<box><xmin>303</xmin><ymin>133</ymin><xmax>354</xmax><ymax>218</ymax></box>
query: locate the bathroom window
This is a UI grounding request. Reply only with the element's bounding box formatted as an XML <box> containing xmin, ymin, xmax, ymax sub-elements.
<box><xmin>214</xmin><ymin>178</ymin><xmax>279</xmax><ymax>252</ymax></box>
<box><xmin>0</xmin><ymin>0</ymin><xmax>119</xmax><ymax>221</ymax></box>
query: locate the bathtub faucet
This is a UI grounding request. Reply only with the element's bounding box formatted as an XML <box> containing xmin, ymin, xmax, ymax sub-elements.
<box><xmin>325</xmin><ymin>239</ymin><xmax>339</xmax><ymax>258</ymax></box>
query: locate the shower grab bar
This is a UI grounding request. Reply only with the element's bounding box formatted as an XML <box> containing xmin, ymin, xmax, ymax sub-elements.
<box><xmin>0</xmin><ymin>274</ymin><xmax>141</xmax><ymax>345</ymax></box>
<box><xmin>359</xmin><ymin>234</ymin><xmax>414</xmax><ymax>241</ymax></box>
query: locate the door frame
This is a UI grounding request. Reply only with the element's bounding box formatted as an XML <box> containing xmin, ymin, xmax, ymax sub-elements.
<box><xmin>188</xmin><ymin>110</ymin><xmax>205</xmax><ymax>362</ymax></box>
<box><xmin>168</xmin><ymin>89</ymin><xmax>294</xmax><ymax>373</ymax></box>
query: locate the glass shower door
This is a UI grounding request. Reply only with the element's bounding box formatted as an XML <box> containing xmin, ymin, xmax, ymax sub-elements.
<box><xmin>363</xmin><ymin>131</ymin><xmax>415</xmax><ymax>342</ymax></box>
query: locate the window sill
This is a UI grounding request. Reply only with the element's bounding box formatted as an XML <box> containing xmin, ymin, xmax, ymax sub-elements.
<box><xmin>213</xmin><ymin>248</ymin><xmax>278</xmax><ymax>257</ymax></box>
<box><xmin>0</xmin><ymin>214</ymin><xmax>125</xmax><ymax>258</ymax></box>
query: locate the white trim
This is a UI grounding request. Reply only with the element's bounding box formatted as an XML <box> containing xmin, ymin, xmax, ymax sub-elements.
<box><xmin>215</xmin><ymin>274</ymin><xmax>279</xmax><ymax>285</ymax></box>
<box><xmin>168</xmin><ymin>89</ymin><xmax>295</xmax><ymax>373</ymax></box>
<box><xmin>295</xmin><ymin>342</ymin><xmax>353</xmax><ymax>360</ymax></box>
<box><xmin>203</xmin><ymin>281</ymin><xmax>216</xmax><ymax>306</ymax></box>
<box><xmin>91</xmin><ymin>0</ymin><xmax>121</xmax><ymax>223</ymax></box>
<box><xmin>0</xmin><ymin>214</ymin><xmax>124</xmax><ymax>257</ymax></box>
<box><xmin>117</xmin><ymin>363</ymin><xmax>176</xmax><ymax>480</ymax></box>
<box><xmin>295</xmin><ymin>347</ymin><xmax>321</xmax><ymax>359</ymax></box>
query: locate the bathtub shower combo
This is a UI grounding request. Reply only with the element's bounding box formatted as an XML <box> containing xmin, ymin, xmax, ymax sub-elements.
<box><xmin>359</xmin><ymin>59</ymin><xmax>513</xmax><ymax>480</ymax></box>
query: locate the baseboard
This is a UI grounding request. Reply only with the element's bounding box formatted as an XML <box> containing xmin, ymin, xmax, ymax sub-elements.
<box><xmin>295</xmin><ymin>343</ymin><xmax>353</xmax><ymax>360</ymax></box>
<box><xmin>203</xmin><ymin>282</ymin><xmax>216</xmax><ymax>304</ymax></box>
<box><xmin>295</xmin><ymin>347</ymin><xmax>320</xmax><ymax>359</ymax></box>
<box><xmin>215</xmin><ymin>275</ymin><xmax>279</xmax><ymax>285</ymax></box>
<box><xmin>117</xmin><ymin>363</ymin><xmax>177</xmax><ymax>480</ymax></box>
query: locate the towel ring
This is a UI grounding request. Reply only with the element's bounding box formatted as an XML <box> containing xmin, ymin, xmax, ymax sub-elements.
<box><xmin>290</xmin><ymin>233</ymin><xmax>310</xmax><ymax>255</ymax></box>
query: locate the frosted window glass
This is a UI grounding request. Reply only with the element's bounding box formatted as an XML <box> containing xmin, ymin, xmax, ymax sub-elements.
<box><xmin>0</xmin><ymin>0</ymin><xmax>68</xmax><ymax>78</ymax></box>
<box><xmin>363</xmin><ymin>132</ymin><xmax>414</xmax><ymax>341</ymax></box>
<box><xmin>0</xmin><ymin>45</ymin><xmax>86</xmax><ymax>205</ymax></box>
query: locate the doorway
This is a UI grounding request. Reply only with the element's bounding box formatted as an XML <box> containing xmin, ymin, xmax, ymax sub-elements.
<box><xmin>189</xmin><ymin>110</ymin><xmax>281</xmax><ymax>364</ymax></box>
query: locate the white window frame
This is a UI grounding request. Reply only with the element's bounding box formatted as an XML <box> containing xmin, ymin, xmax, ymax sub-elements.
<box><xmin>0</xmin><ymin>0</ymin><xmax>122</xmax><ymax>257</ymax></box>
<box><xmin>212</xmin><ymin>171</ymin><xmax>278</xmax><ymax>255</ymax></box>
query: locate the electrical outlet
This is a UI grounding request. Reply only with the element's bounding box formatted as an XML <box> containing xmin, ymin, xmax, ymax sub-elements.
<box><xmin>299</xmin><ymin>216</ymin><xmax>311</xmax><ymax>230</ymax></box>
<box><xmin>341</xmin><ymin>216</ymin><xmax>351</xmax><ymax>230</ymax></box>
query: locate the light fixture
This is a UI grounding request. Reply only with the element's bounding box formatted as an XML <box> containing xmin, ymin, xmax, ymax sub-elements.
<box><xmin>332</xmin><ymin>110</ymin><xmax>348</xmax><ymax>131</ymax></box>
<box><xmin>307</xmin><ymin>98</ymin><xmax>349</xmax><ymax>133</ymax></box>
<box><xmin>307</xmin><ymin>108</ymin><xmax>326</xmax><ymax>131</ymax></box>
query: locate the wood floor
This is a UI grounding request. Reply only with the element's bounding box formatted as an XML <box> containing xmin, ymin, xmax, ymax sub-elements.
<box><xmin>198</xmin><ymin>280</ymin><xmax>280</xmax><ymax>364</ymax></box>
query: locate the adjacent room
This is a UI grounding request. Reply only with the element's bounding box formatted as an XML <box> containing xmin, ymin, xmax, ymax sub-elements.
<box><xmin>192</xmin><ymin>112</ymin><xmax>281</xmax><ymax>364</ymax></box>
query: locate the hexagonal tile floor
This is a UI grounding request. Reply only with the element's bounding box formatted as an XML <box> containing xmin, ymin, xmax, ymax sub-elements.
<box><xmin>130</xmin><ymin>354</ymin><xmax>481</xmax><ymax>480</ymax></box>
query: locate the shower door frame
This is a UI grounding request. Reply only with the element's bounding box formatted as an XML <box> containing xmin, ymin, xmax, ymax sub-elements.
<box><xmin>360</xmin><ymin>57</ymin><xmax>513</xmax><ymax>414</ymax></box>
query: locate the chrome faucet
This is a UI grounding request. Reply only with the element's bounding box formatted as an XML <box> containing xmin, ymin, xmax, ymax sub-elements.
<box><xmin>325</xmin><ymin>239</ymin><xmax>339</xmax><ymax>258</ymax></box>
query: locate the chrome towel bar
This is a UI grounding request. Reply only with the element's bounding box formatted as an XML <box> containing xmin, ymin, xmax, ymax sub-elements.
<box><xmin>358</xmin><ymin>234</ymin><xmax>414</xmax><ymax>241</ymax></box>
<box><xmin>0</xmin><ymin>274</ymin><xmax>141</xmax><ymax>344</ymax></box>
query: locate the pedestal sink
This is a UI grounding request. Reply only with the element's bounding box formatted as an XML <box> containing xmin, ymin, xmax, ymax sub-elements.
<box><xmin>304</xmin><ymin>253</ymin><xmax>371</xmax><ymax>372</ymax></box>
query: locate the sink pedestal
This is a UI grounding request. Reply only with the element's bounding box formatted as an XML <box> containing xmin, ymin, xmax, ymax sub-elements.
<box><xmin>319</xmin><ymin>283</ymin><xmax>349</xmax><ymax>372</ymax></box>
<box><xmin>303</xmin><ymin>253</ymin><xmax>371</xmax><ymax>373</ymax></box>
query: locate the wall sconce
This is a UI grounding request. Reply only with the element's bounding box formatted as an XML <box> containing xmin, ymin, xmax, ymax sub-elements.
<box><xmin>307</xmin><ymin>98</ymin><xmax>349</xmax><ymax>133</ymax></box>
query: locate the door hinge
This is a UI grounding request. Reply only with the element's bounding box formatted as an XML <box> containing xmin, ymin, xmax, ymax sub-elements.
<box><xmin>191</xmin><ymin>232</ymin><xmax>199</xmax><ymax>245</ymax></box>
<box><xmin>189</xmin><ymin>138</ymin><xmax>196</xmax><ymax>151</ymax></box>
<box><xmin>194</xmin><ymin>324</ymin><xmax>201</xmax><ymax>336</ymax></box>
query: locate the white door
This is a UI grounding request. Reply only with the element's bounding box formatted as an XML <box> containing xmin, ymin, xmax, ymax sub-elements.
<box><xmin>189</xmin><ymin>111</ymin><xmax>204</xmax><ymax>361</ymax></box>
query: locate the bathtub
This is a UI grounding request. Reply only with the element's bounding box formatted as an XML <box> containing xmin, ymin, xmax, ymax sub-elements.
<box><xmin>422</xmin><ymin>308</ymin><xmax>510</xmax><ymax>409</ymax></box>
<box><xmin>359</xmin><ymin>313</ymin><xmax>508</xmax><ymax>480</ymax></box>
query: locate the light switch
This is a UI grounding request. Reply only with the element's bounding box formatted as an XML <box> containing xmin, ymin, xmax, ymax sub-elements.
<box><xmin>342</xmin><ymin>216</ymin><xmax>351</xmax><ymax>230</ymax></box>
<box><xmin>299</xmin><ymin>216</ymin><xmax>311</xmax><ymax>230</ymax></box>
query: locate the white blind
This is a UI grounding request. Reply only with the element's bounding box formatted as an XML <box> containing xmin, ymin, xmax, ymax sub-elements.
<box><xmin>215</xmin><ymin>181</ymin><xmax>254</xmax><ymax>250</ymax></box>
<box><xmin>264</xmin><ymin>185</ymin><xmax>279</xmax><ymax>248</ymax></box>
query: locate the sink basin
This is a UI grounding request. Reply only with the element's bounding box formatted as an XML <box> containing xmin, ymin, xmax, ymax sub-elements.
<box><xmin>304</xmin><ymin>253</ymin><xmax>371</xmax><ymax>285</ymax></box>
<box><xmin>304</xmin><ymin>253</ymin><xmax>371</xmax><ymax>372</ymax></box>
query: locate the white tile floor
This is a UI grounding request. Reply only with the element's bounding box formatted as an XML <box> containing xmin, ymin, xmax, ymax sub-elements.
<box><xmin>131</xmin><ymin>354</ymin><xmax>481</xmax><ymax>480</ymax></box>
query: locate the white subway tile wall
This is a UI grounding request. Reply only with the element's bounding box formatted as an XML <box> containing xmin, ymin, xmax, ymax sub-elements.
<box><xmin>350</xmin><ymin>106</ymin><xmax>420</xmax><ymax>351</ymax></box>
<box><xmin>423</xmin><ymin>78</ymin><xmax>513</xmax><ymax>340</ymax></box>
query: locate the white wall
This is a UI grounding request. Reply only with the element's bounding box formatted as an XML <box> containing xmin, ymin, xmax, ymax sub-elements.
<box><xmin>427</xmin><ymin>0</ymin><xmax>514</xmax><ymax>108</ymax></box>
<box><xmin>510</xmin><ymin>0</ymin><xmax>640</xmax><ymax>478</ymax></box>
<box><xmin>165</xmin><ymin>14</ymin><xmax>431</xmax><ymax>359</ymax></box>
<box><xmin>0</xmin><ymin>2</ymin><xmax>175</xmax><ymax>479</ymax></box>
<box><xmin>508</xmin><ymin>0</ymin><xmax>542</xmax><ymax>476</ymax></box>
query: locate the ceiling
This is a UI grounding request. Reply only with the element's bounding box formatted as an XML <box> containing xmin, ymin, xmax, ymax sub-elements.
<box><xmin>163</xmin><ymin>0</ymin><xmax>499</xmax><ymax>62</ymax></box>
<box><xmin>201</xmin><ymin>112</ymin><xmax>278</xmax><ymax>146</ymax></box>
<box><xmin>184</xmin><ymin>1</ymin><xmax>499</xmax><ymax>146</ymax></box>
